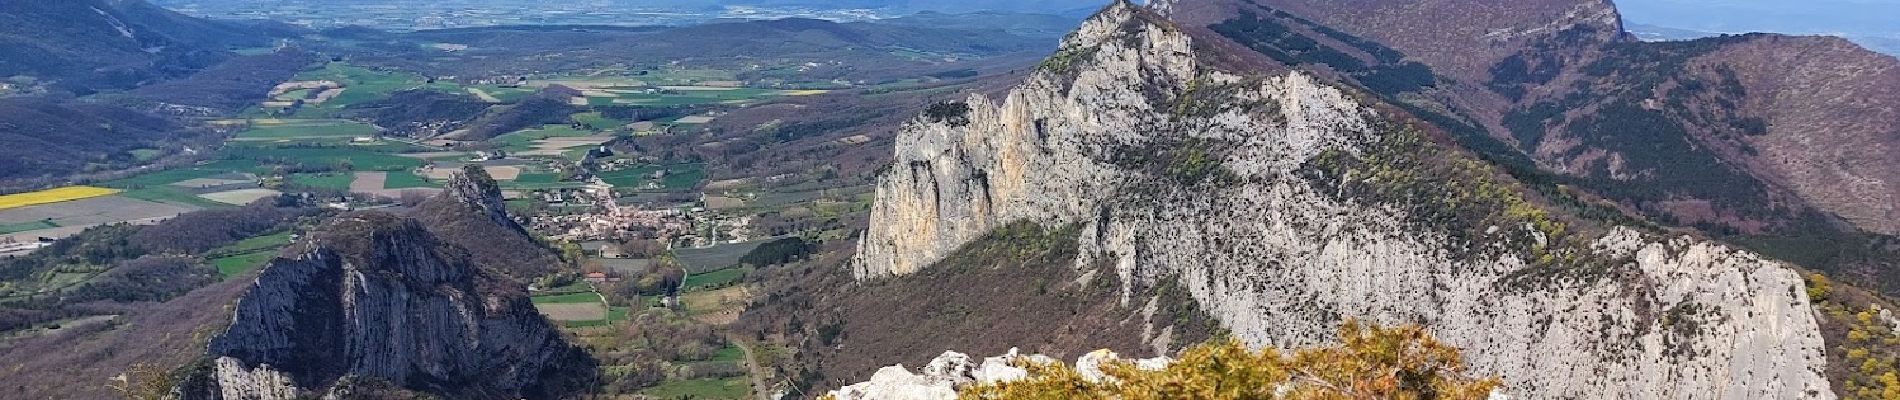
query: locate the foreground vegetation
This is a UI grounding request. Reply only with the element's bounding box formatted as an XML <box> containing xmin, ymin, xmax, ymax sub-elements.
<box><xmin>951</xmin><ymin>322</ymin><xmax>1499</xmax><ymax>400</ymax></box>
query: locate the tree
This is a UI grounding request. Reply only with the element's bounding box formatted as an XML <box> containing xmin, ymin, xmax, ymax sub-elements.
<box><xmin>111</xmin><ymin>363</ymin><xmax>173</xmax><ymax>400</ymax></box>
<box><xmin>955</xmin><ymin>321</ymin><xmax>1500</xmax><ymax>400</ymax></box>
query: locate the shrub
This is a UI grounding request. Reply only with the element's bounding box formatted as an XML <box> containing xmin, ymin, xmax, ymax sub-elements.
<box><xmin>951</xmin><ymin>321</ymin><xmax>1499</xmax><ymax>400</ymax></box>
<box><xmin>924</xmin><ymin>101</ymin><xmax>973</xmax><ymax>127</ymax></box>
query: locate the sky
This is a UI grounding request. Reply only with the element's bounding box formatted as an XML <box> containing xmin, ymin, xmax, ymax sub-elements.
<box><xmin>1616</xmin><ymin>0</ymin><xmax>1900</xmax><ymax>35</ymax></box>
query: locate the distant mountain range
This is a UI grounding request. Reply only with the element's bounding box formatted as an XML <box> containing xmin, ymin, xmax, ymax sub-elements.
<box><xmin>170</xmin><ymin>0</ymin><xmax>1112</xmax><ymax>16</ymax></box>
<box><xmin>1618</xmin><ymin>0</ymin><xmax>1900</xmax><ymax>56</ymax></box>
<box><xmin>1625</xmin><ymin>22</ymin><xmax>1900</xmax><ymax>57</ymax></box>
<box><xmin>669</xmin><ymin>0</ymin><xmax>1110</xmax><ymax>15</ymax></box>
<box><xmin>0</xmin><ymin>0</ymin><xmax>307</xmax><ymax>188</ymax></box>
<box><xmin>0</xmin><ymin>0</ymin><xmax>284</xmax><ymax>93</ymax></box>
<box><xmin>811</xmin><ymin>0</ymin><xmax>1900</xmax><ymax>398</ymax></box>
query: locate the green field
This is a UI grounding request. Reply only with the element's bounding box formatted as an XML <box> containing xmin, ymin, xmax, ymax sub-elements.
<box><xmin>0</xmin><ymin>220</ymin><xmax>57</xmax><ymax>234</ymax></box>
<box><xmin>598</xmin><ymin>164</ymin><xmax>704</xmax><ymax>190</ymax></box>
<box><xmin>562</xmin><ymin>306</ymin><xmax>631</xmax><ymax>329</ymax></box>
<box><xmin>513</xmin><ymin>173</ymin><xmax>561</xmax><ymax>185</ymax></box>
<box><xmin>682</xmin><ymin>268</ymin><xmax>746</xmax><ymax>290</ymax></box>
<box><xmin>709</xmin><ymin>344</ymin><xmax>746</xmax><ymax>362</ymax></box>
<box><xmin>226</xmin><ymin>147</ymin><xmax>423</xmax><ymax>172</ymax></box>
<box><xmin>207</xmin><ymin>232</ymin><xmax>293</xmax><ymax>279</ymax></box>
<box><xmin>211</xmin><ymin>252</ymin><xmax>276</xmax><ymax>279</ymax></box>
<box><xmin>638</xmin><ymin>377</ymin><xmax>749</xmax><ymax>400</ymax></box>
<box><xmin>218</xmin><ymin>232</ymin><xmax>294</xmax><ymax>255</ymax></box>
<box><xmin>235</xmin><ymin>120</ymin><xmax>380</xmax><ymax>140</ymax></box>
<box><xmin>468</xmin><ymin>85</ymin><xmax>536</xmax><ymax>103</ymax></box>
<box><xmin>294</xmin><ymin>63</ymin><xmax>431</xmax><ymax>109</ymax></box>
<box><xmin>571</xmin><ymin>112</ymin><xmax>628</xmax><ymax>130</ymax></box>
<box><xmin>636</xmin><ymin>69</ymin><xmax>739</xmax><ymax>84</ymax></box>
<box><xmin>531</xmin><ymin>291</ymin><xmax>602</xmax><ymax>305</ymax></box>
<box><xmin>98</xmin><ymin>160</ymin><xmax>268</xmax><ymax>189</ymax></box>
<box><xmin>581</xmin><ymin>88</ymin><xmax>775</xmax><ymax>107</ymax></box>
<box><xmin>503</xmin><ymin>172</ymin><xmax>583</xmax><ymax>190</ymax></box>
<box><xmin>495</xmin><ymin>124</ymin><xmax>597</xmax><ymax>148</ymax></box>
<box><xmin>129</xmin><ymin>149</ymin><xmax>164</xmax><ymax>162</ymax></box>
<box><xmin>354</xmin><ymin>142</ymin><xmax>434</xmax><ymax>154</ymax></box>
<box><xmin>117</xmin><ymin>186</ymin><xmax>231</xmax><ymax>208</ymax></box>
<box><xmin>277</xmin><ymin>88</ymin><xmax>311</xmax><ymax>101</ymax></box>
<box><xmin>674</xmin><ymin>240</ymin><xmax>767</xmax><ymax>273</ymax></box>
<box><xmin>384</xmin><ymin>172</ymin><xmax>437</xmax><ymax>189</ymax></box>
<box><xmin>288</xmin><ymin>173</ymin><xmax>355</xmax><ymax>190</ymax></box>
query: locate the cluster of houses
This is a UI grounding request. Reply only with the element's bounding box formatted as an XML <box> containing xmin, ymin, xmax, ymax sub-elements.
<box><xmin>524</xmin><ymin>183</ymin><xmax>756</xmax><ymax>252</ymax></box>
<box><xmin>529</xmin><ymin>189</ymin><xmax>693</xmax><ymax>243</ymax></box>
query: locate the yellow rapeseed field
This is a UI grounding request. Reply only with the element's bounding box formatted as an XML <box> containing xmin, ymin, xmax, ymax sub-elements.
<box><xmin>0</xmin><ymin>186</ymin><xmax>121</xmax><ymax>210</ymax></box>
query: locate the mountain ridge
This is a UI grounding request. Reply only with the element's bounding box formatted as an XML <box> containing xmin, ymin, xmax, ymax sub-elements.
<box><xmin>1207</xmin><ymin>0</ymin><xmax>1900</xmax><ymax>240</ymax></box>
<box><xmin>847</xmin><ymin>1</ymin><xmax>1834</xmax><ymax>397</ymax></box>
<box><xmin>0</xmin><ymin>0</ymin><xmax>276</xmax><ymax>93</ymax></box>
<box><xmin>180</xmin><ymin>168</ymin><xmax>594</xmax><ymax>399</ymax></box>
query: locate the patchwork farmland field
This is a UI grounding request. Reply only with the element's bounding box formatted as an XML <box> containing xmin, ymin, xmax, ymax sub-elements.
<box><xmin>97</xmin><ymin>160</ymin><xmax>270</xmax><ymax>189</ymax></box>
<box><xmin>682</xmin><ymin>268</ymin><xmax>747</xmax><ymax>291</ymax></box>
<box><xmin>199</xmin><ymin>189</ymin><xmax>283</xmax><ymax>205</ymax></box>
<box><xmin>532</xmin><ymin>288</ymin><xmax>629</xmax><ymax>329</ymax></box>
<box><xmin>532</xmin><ymin>292</ymin><xmax>602</xmax><ymax>305</ymax></box>
<box><xmin>0</xmin><ymin>196</ymin><xmax>201</xmax><ymax>243</ymax></box>
<box><xmin>674</xmin><ymin>239</ymin><xmax>767</xmax><ymax>273</ymax></box>
<box><xmin>639</xmin><ymin>377</ymin><xmax>749</xmax><ymax>400</ymax></box>
<box><xmin>535</xmin><ymin>303</ymin><xmax>609</xmax><ymax>321</ymax></box>
<box><xmin>225</xmin><ymin>147</ymin><xmax>424</xmax><ymax>171</ymax></box>
<box><xmin>211</xmin><ymin>251</ymin><xmax>276</xmax><ymax>279</ymax></box>
<box><xmin>597</xmin><ymin>164</ymin><xmax>705</xmax><ymax>191</ymax></box>
<box><xmin>0</xmin><ymin>187</ymin><xmax>121</xmax><ymax>210</ymax></box>
<box><xmin>292</xmin><ymin>63</ymin><xmax>437</xmax><ymax>110</ymax></box>
<box><xmin>0</xmin><ymin>220</ymin><xmax>58</xmax><ymax>235</ymax></box>
<box><xmin>232</xmin><ymin>120</ymin><xmax>380</xmax><ymax>140</ymax></box>
<box><xmin>383</xmin><ymin>171</ymin><xmax>437</xmax><ymax>189</ymax></box>
<box><xmin>289</xmin><ymin>173</ymin><xmax>356</xmax><ymax>190</ymax></box>
<box><xmin>206</xmin><ymin>232</ymin><xmax>294</xmax><ymax>279</ymax></box>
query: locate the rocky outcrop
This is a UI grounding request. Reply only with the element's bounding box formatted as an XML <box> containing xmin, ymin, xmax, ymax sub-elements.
<box><xmin>1201</xmin><ymin>0</ymin><xmax>1626</xmax><ymax>86</ymax></box>
<box><xmin>413</xmin><ymin>165</ymin><xmax>561</xmax><ymax>280</ymax></box>
<box><xmin>187</xmin><ymin>212</ymin><xmax>591</xmax><ymax>399</ymax></box>
<box><xmin>441</xmin><ymin>164</ymin><xmax>529</xmax><ymax>235</ymax></box>
<box><xmin>192</xmin><ymin>212</ymin><xmax>592</xmax><ymax>399</ymax></box>
<box><xmin>827</xmin><ymin>349</ymin><xmax>1167</xmax><ymax>400</ymax></box>
<box><xmin>1218</xmin><ymin>0</ymin><xmax>1900</xmax><ymax>239</ymax></box>
<box><xmin>855</xmin><ymin>2</ymin><xmax>1834</xmax><ymax>398</ymax></box>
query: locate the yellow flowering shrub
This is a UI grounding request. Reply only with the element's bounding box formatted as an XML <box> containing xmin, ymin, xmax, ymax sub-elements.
<box><xmin>957</xmin><ymin>321</ymin><xmax>1500</xmax><ymax>400</ymax></box>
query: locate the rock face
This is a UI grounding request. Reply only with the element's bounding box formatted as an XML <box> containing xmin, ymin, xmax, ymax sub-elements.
<box><xmin>855</xmin><ymin>2</ymin><xmax>1834</xmax><ymax>398</ymax></box>
<box><xmin>184</xmin><ymin>176</ymin><xmax>591</xmax><ymax>399</ymax></box>
<box><xmin>827</xmin><ymin>349</ymin><xmax>1166</xmax><ymax>400</ymax></box>
<box><xmin>442</xmin><ymin>164</ymin><xmax>529</xmax><ymax>235</ymax></box>
<box><xmin>1220</xmin><ymin>0</ymin><xmax>1900</xmax><ymax>237</ymax></box>
<box><xmin>414</xmin><ymin>166</ymin><xmax>562</xmax><ymax>280</ymax></box>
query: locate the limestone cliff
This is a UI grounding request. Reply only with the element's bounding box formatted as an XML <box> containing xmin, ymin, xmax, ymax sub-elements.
<box><xmin>179</xmin><ymin>173</ymin><xmax>592</xmax><ymax>399</ymax></box>
<box><xmin>854</xmin><ymin>2</ymin><xmax>1833</xmax><ymax>398</ymax></box>
<box><xmin>827</xmin><ymin>349</ymin><xmax>1168</xmax><ymax>400</ymax></box>
<box><xmin>1216</xmin><ymin>0</ymin><xmax>1900</xmax><ymax>241</ymax></box>
<box><xmin>414</xmin><ymin>165</ymin><xmax>563</xmax><ymax>280</ymax></box>
<box><xmin>441</xmin><ymin>164</ymin><xmax>530</xmax><ymax>236</ymax></box>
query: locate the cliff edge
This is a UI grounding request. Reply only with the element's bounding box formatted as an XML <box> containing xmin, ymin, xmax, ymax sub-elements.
<box><xmin>853</xmin><ymin>2</ymin><xmax>1833</xmax><ymax>398</ymax></box>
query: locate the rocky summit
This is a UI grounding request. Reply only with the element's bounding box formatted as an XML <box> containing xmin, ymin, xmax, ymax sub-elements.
<box><xmin>2</xmin><ymin>0</ymin><xmax>1896</xmax><ymax>398</ymax></box>
<box><xmin>852</xmin><ymin>1</ymin><xmax>1834</xmax><ymax>398</ymax></box>
<box><xmin>177</xmin><ymin>173</ymin><xmax>592</xmax><ymax>399</ymax></box>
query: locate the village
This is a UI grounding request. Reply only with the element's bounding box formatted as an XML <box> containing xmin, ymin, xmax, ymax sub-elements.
<box><xmin>0</xmin><ymin>41</ymin><xmax>845</xmax><ymax>399</ymax></box>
